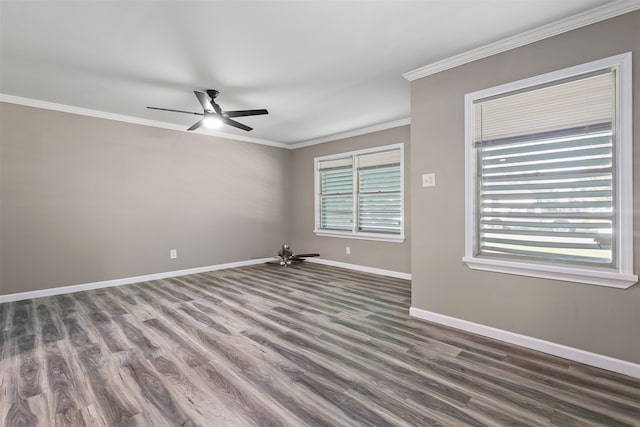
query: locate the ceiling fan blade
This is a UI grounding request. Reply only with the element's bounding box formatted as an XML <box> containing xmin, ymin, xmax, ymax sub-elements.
<box><xmin>147</xmin><ymin>106</ymin><xmax>203</xmax><ymax>116</ymax></box>
<box><xmin>223</xmin><ymin>109</ymin><xmax>269</xmax><ymax>118</ymax></box>
<box><xmin>223</xmin><ymin>118</ymin><xmax>252</xmax><ymax>131</ymax></box>
<box><xmin>187</xmin><ymin>119</ymin><xmax>205</xmax><ymax>131</ymax></box>
<box><xmin>194</xmin><ymin>91</ymin><xmax>215</xmax><ymax>113</ymax></box>
<box><xmin>295</xmin><ymin>253</ymin><xmax>320</xmax><ymax>258</ymax></box>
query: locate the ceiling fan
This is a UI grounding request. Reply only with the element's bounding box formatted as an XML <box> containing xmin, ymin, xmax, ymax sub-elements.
<box><xmin>147</xmin><ymin>89</ymin><xmax>268</xmax><ymax>132</ymax></box>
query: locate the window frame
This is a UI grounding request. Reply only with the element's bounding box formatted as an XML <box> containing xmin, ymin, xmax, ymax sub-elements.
<box><xmin>463</xmin><ymin>53</ymin><xmax>636</xmax><ymax>288</ymax></box>
<box><xmin>314</xmin><ymin>143</ymin><xmax>405</xmax><ymax>243</ymax></box>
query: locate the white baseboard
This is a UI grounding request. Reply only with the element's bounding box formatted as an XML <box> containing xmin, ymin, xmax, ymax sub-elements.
<box><xmin>0</xmin><ymin>257</ymin><xmax>408</xmax><ymax>303</ymax></box>
<box><xmin>306</xmin><ymin>257</ymin><xmax>411</xmax><ymax>280</ymax></box>
<box><xmin>409</xmin><ymin>306</ymin><xmax>640</xmax><ymax>379</ymax></box>
<box><xmin>0</xmin><ymin>258</ymin><xmax>274</xmax><ymax>304</ymax></box>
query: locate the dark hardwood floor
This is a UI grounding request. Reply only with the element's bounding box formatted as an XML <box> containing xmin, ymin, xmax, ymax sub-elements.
<box><xmin>1</xmin><ymin>263</ymin><xmax>639</xmax><ymax>426</ymax></box>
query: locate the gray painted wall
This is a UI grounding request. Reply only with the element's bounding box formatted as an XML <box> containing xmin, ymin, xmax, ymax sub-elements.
<box><xmin>290</xmin><ymin>126</ymin><xmax>411</xmax><ymax>274</ymax></box>
<box><xmin>0</xmin><ymin>103</ymin><xmax>291</xmax><ymax>295</ymax></box>
<box><xmin>410</xmin><ymin>11</ymin><xmax>640</xmax><ymax>364</ymax></box>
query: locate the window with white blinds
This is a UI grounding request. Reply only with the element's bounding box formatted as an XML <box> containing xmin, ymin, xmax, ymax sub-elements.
<box><xmin>319</xmin><ymin>157</ymin><xmax>353</xmax><ymax>231</ymax></box>
<box><xmin>463</xmin><ymin>53</ymin><xmax>637</xmax><ymax>288</ymax></box>
<box><xmin>315</xmin><ymin>144</ymin><xmax>404</xmax><ymax>242</ymax></box>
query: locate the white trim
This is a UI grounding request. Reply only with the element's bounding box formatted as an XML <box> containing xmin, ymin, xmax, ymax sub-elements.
<box><xmin>0</xmin><ymin>258</ymin><xmax>273</xmax><ymax>304</ymax></box>
<box><xmin>463</xmin><ymin>52</ymin><xmax>637</xmax><ymax>289</ymax></box>
<box><xmin>463</xmin><ymin>256</ymin><xmax>638</xmax><ymax>289</ymax></box>
<box><xmin>1</xmin><ymin>93</ymin><xmax>411</xmax><ymax>150</ymax></box>
<box><xmin>616</xmin><ymin>52</ymin><xmax>634</xmax><ymax>281</ymax></box>
<box><xmin>0</xmin><ymin>256</ymin><xmax>412</xmax><ymax>303</ymax></box>
<box><xmin>403</xmin><ymin>0</ymin><xmax>640</xmax><ymax>81</ymax></box>
<box><xmin>409</xmin><ymin>306</ymin><xmax>640</xmax><ymax>379</ymax></box>
<box><xmin>464</xmin><ymin>53</ymin><xmax>632</xmax><ymax>104</ymax></box>
<box><xmin>0</xmin><ymin>94</ymin><xmax>288</xmax><ymax>149</ymax></box>
<box><xmin>291</xmin><ymin>118</ymin><xmax>410</xmax><ymax>149</ymax></box>
<box><xmin>306</xmin><ymin>257</ymin><xmax>411</xmax><ymax>280</ymax></box>
<box><xmin>313</xmin><ymin>230</ymin><xmax>405</xmax><ymax>243</ymax></box>
<box><xmin>313</xmin><ymin>142</ymin><xmax>405</xmax><ymax>163</ymax></box>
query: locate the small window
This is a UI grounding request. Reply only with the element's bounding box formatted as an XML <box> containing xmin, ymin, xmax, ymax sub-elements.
<box><xmin>315</xmin><ymin>144</ymin><xmax>404</xmax><ymax>242</ymax></box>
<box><xmin>463</xmin><ymin>53</ymin><xmax>636</xmax><ymax>288</ymax></box>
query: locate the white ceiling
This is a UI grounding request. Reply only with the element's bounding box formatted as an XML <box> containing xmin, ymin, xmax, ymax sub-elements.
<box><xmin>0</xmin><ymin>0</ymin><xmax>625</xmax><ymax>146</ymax></box>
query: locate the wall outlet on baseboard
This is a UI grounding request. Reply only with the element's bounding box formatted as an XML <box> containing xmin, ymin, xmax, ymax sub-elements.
<box><xmin>170</xmin><ymin>249</ymin><xmax>177</xmax><ymax>259</ymax></box>
<box><xmin>346</xmin><ymin>246</ymin><xmax>351</xmax><ymax>255</ymax></box>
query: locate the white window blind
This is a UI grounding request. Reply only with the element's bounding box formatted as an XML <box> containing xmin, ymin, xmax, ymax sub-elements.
<box><xmin>473</xmin><ymin>71</ymin><xmax>614</xmax><ymax>143</ymax></box>
<box><xmin>474</xmin><ymin>70</ymin><xmax>615</xmax><ymax>266</ymax></box>
<box><xmin>357</xmin><ymin>150</ymin><xmax>402</xmax><ymax>234</ymax></box>
<box><xmin>319</xmin><ymin>157</ymin><xmax>353</xmax><ymax>231</ymax></box>
<box><xmin>315</xmin><ymin>144</ymin><xmax>404</xmax><ymax>241</ymax></box>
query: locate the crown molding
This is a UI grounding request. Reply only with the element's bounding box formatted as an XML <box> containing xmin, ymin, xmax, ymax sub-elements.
<box><xmin>290</xmin><ymin>117</ymin><xmax>411</xmax><ymax>149</ymax></box>
<box><xmin>1</xmin><ymin>93</ymin><xmax>410</xmax><ymax>150</ymax></box>
<box><xmin>0</xmin><ymin>93</ymin><xmax>289</xmax><ymax>149</ymax></box>
<box><xmin>403</xmin><ymin>0</ymin><xmax>640</xmax><ymax>82</ymax></box>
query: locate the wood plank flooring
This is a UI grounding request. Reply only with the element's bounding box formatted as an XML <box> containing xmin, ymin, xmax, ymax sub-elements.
<box><xmin>1</xmin><ymin>263</ymin><xmax>639</xmax><ymax>426</ymax></box>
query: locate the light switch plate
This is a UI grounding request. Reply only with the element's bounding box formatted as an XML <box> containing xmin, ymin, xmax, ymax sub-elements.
<box><xmin>422</xmin><ymin>173</ymin><xmax>436</xmax><ymax>187</ymax></box>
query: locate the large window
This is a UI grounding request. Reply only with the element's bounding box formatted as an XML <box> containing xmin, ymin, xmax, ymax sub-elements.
<box><xmin>314</xmin><ymin>144</ymin><xmax>404</xmax><ymax>242</ymax></box>
<box><xmin>463</xmin><ymin>53</ymin><xmax>636</xmax><ymax>288</ymax></box>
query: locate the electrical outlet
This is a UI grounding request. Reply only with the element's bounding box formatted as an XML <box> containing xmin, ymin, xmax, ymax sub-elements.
<box><xmin>346</xmin><ymin>246</ymin><xmax>351</xmax><ymax>255</ymax></box>
<box><xmin>170</xmin><ymin>249</ymin><xmax>177</xmax><ymax>259</ymax></box>
<box><xmin>422</xmin><ymin>173</ymin><xmax>436</xmax><ymax>188</ymax></box>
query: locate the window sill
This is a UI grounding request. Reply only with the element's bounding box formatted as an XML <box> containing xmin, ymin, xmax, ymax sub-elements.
<box><xmin>314</xmin><ymin>230</ymin><xmax>405</xmax><ymax>243</ymax></box>
<box><xmin>462</xmin><ymin>256</ymin><xmax>638</xmax><ymax>289</ymax></box>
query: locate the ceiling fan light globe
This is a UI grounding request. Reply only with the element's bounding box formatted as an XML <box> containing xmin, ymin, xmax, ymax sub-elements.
<box><xmin>202</xmin><ymin>116</ymin><xmax>222</xmax><ymax>129</ymax></box>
